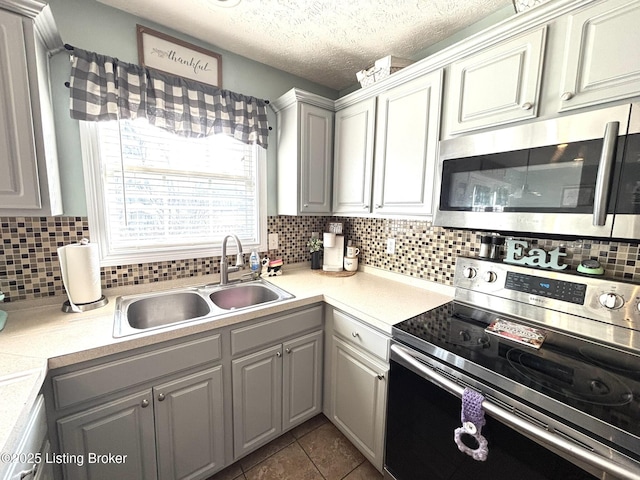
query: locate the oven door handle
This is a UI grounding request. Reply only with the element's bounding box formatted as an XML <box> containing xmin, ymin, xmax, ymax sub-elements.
<box><xmin>593</xmin><ymin>120</ymin><xmax>619</xmax><ymax>227</ymax></box>
<box><xmin>391</xmin><ymin>343</ymin><xmax>640</xmax><ymax>480</ymax></box>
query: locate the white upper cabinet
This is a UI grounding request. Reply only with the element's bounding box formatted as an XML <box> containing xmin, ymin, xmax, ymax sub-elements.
<box><xmin>273</xmin><ymin>89</ymin><xmax>334</xmax><ymax>215</ymax></box>
<box><xmin>446</xmin><ymin>27</ymin><xmax>546</xmax><ymax>134</ymax></box>
<box><xmin>558</xmin><ymin>0</ymin><xmax>640</xmax><ymax>112</ymax></box>
<box><xmin>372</xmin><ymin>70</ymin><xmax>443</xmax><ymax>215</ymax></box>
<box><xmin>332</xmin><ymin>98</ymin><xmax>376</xmax><ymax>214</ymax></box>
<box><xmin>0</xmin><ymin>5</ymin><xmax>62</xmax><ymax>216</ymax></box>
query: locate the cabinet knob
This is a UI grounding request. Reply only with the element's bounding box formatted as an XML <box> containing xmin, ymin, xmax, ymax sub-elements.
<box><xmin>375</xmin><ymin>204</ymin><xmax>382</xmax><ymax>209</ymax></box>
<box><xmin>276</xmin><ymin>351</ymin><xmax>282</xmax><ymax>357</ymax></box>
<box><xmin>561</xmin><ymin>92</ymin><xmax>574</xmax><ymax>101</ymax></box>
<box><xmin>363</xmin><ymin>205</ymin><xmax>369</xmax><ymax>209</ymax></box>
<box><xmin>158</xmin><ymin>393</ymin><xmax>166</xmax><ymax>402</ymax></box>
<box><xmin>285</xmin><ymin>348</ymin><xmax>291</xmax><ymax>354</ymax></box>
<box><xmin>303</xmin><ymin>204</ymin><xmax>309</xmax><ymax>208</ymax></box>
<box><xmin>520</xmin><ymin>102</ymin><xmax>533</xmax><ymax>110</ymax></box>
<box><xmin>141</xmin><ymin>399</ymin><xmax>150</xmax><ymax>408</ymax></box>
<box><xmin>377</xmin><ymin>373</ymin><xmax>385</xmax><ymax>380</ymax></box>
<box><xmin>352</xmin><ymin>331</ymin><xmax>359</xmax><ymax>338</ymax></box>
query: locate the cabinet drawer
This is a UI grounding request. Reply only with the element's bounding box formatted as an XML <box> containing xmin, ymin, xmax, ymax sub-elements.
<box><xmin>53</xmin><ymin>334</ymin><xmax>221</xmax><ymax>409</ymax></box>
<box><xmin>332</xmin><ymin>310</ymin><xmax>389</xmax><ymax>362</ymax></box>
<box><xmin>231</xmin><ymin>305</ymin><xmax>323</xmax><ymax>355</ymax></box>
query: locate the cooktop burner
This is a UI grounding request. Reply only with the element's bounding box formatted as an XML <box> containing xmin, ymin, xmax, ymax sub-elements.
<box><xmin>505</xmin><ymin>347</ymin><xmax>634</xmax><ymax>406</ymax></box>
<box><xmin>392</xmin><ymin>301</ymin><xmax>640</xmax><ymax>451</ymax></box>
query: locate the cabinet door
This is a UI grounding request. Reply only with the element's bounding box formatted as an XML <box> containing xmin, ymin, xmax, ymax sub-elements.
<box><xmin>330</xmin><ymin>337</ymin><xmax>388</xmax><ymax>471</ymax></box>
<box><xmin>283</xmin><ymin>331</ymin><xmax>323</xmax><ymax>430</ymax></box>
<box><xmin>333</xmin><ymin>98</ymin><xmax>376</xmax><ymax>214</ymax></box>
<box><xmin>57</xmin><ymin>390</ymin><xmax>157</xmax><ymax>480</ymax></box>
<box><xmin>559</xmin><ymin>0</ymin><xmax>640</xmax><ymax>112</ymax></box>
<box><xmin>0</xmin><ymin>10</ymin><xmax>41</xmax><ymax>210</ymax></box>
<box><xmin>154</xmin><ymin>366</ymin><xmax>225</xmax><ymax>480</ymax></box>
<box><xmin>299</xmin><ymin>103</ymin><xmax>333</xmax><ymax>214</ymax></box>
<box><xmin>447</xmin><ymin>27</ymin><xmax>545</xmax><ymax>133</ymax></box>
<box><xmin>232</xmin><ymin>344</ymin><xmax>283</xmax><ymax>459</ymax></box>
<box><xmin>373</xmin><ymin>70</ymin><xmax>443</xmax><ymax>215</ymax></box>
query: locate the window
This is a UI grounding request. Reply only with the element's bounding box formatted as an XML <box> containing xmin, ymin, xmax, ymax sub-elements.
<box><xmin>81</xmin><ymin>119</ymin><xmax>267</xmax><ymax>266</ymax></box>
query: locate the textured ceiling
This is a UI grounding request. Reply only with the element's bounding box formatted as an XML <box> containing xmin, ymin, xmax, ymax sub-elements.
<box><xmin>97</xmin><ymin>0</ymin><xmax>514</xmax><ymax>91</ymax></box>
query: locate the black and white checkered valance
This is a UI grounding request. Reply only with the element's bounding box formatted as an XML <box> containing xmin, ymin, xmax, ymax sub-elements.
<box><xmin>68</xmin><ymin>48</ymin><xmax>270</xmax><ymax>148</ymax></box>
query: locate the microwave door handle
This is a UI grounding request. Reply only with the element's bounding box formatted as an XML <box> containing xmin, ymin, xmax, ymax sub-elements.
<box><xmin>593</xmin><ymin>121</ymin><xmax>620</xmax><ymax>226</ymax></box>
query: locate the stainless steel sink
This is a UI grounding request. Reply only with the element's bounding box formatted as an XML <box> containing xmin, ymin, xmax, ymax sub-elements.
<box><xmin>114</xmin><ymin>290</ymin><xmax>211</xmax><ymax>337</ymax></box>
<box><xmin>209</xmin><ymin>283</ymin><xmax>283</xmax><ymax>310</ymax></box>
<box><xmin>113</xmin><ymin>279</ymin><xmax>294</xmax><ymax>337</ymax></box>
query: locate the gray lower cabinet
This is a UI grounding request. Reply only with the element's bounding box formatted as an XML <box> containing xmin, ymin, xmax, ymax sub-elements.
<box><xmin>232</xmin><ymin>330</ymin><xmax>323</xmax><ymax>459</ymax></box>
<box><xmin>330</xmin><ymin>337</ymin><xmax>388</xmax><ymax>471</ymax></box>
<box><xmin>56</xmin><ymin>365</ymin><xmax>225</xmax><ymax>480</ymax></box>
<box><xmin>324</xmin><ymin>307</ymin><xmax>389</xmax><ymax>472</ymax></box>
<box><xmin>154</xmin><ymin>366</ymin><xmax>225</xmax><ymax>480</ymax></box>
<box><xmin>57</xmin><ymin>390</ymin><xmax>157</xmax><ymax>480</ymax></box>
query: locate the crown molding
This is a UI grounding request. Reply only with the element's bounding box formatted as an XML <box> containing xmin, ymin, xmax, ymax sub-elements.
<box><xmin>335</xmin><ymin>0</ymin><xmax>598</xmax><ymax>110</ymax></box>
<box><xmin>271</xmin><ymin>88</ymin><xmax>336</xmax><ymax>113</ymax></box>
<box><xmin>34</xmin><ymin>5</ymin><xmax>62</xmax><ymax>53</ymax></box>
<box><xmin>0</xmin><ymin>0</ymin><xmax>46</xmax><ymax>18</ymax></box>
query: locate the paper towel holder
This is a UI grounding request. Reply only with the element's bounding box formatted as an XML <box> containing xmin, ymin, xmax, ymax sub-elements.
<box><xmin>62</xmin><ymin>295</ymin><xmax>109</xmax><ymax>313</ymax></box>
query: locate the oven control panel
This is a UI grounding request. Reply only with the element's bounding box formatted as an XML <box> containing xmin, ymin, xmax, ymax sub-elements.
<box><xmin>453</xmin><ymin>258</ymin><xmax>640</xmax><ymax>334</ymax></box>
<box><xmin>504</xmin><ymin>272</ymin><xmax>587</xmax><ymax>305</ymax></box>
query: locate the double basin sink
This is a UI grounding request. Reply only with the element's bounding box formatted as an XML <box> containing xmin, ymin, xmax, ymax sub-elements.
<box><xmin>113</xmin><ymin>279</ymin><xmax>295</xmax><ymax>337</ymax></box>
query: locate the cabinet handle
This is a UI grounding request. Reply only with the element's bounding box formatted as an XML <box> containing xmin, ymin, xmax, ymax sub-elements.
<box><xmin>561</xmin><ymin>91</ymin><xmax>574</xmax><ymax>101</ymax></box>
<box><xmin>520</xmin><ymin>102</ymin><xmax>533</xmax><ymax>110</ymax></box>
<box><xmin>276</xmin><ymin>351</ymin><xmax>282</xmax><ymax>357</ymax></box>
<box><xmin>158</xmin><ymin>393</ymin><xmax>166</xmax><ymax>402</ymax></box>
<box><xmin>285</xmin><ymin>348</ymin><xmax>291</xmax><ymax>354</ymax></box>
<box><xmin>352</xmin><ymin>331</ymin><xmax>359</xmax><ymax>338</ymax></box>
<box><xmin>141</xmin><ymin>399</ymin><xmax>150</xmax><ymax>408</ymax></box>
<box><xmin>363</xmin><ymin>205</ymin><xmax>369</xmax><ymax>210</ymax></box>
<box><xmin>377</xmin><ymin>373</ymin><xmax>385</xmax><ymax>380</ymax></box>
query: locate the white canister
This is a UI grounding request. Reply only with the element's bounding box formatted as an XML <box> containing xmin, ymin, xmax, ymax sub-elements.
<box><xmin>344</xmin><ymin>256</ymin><xmax>358</xmax><ymax>272</ymax></box>
<box><xmin>323</xmin><ymin>232</ymin><xmax>336</xmax><ymax>248</ymax></box>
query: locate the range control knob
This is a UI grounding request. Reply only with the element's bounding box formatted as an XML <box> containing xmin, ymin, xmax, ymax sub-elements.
<box><xmin>483</xmin><ymin>271</ymin><xmax>498</xmax><ymax>283</ymax></box>
<box><xmin>462</xmin><ymin>267</ymin><xmax>477</xmax><ymax>279</ymax></box>
<box><xmin>599</xmin><ymin>292</ymin><xmax>624</xmax><ymax>310</ymax></box>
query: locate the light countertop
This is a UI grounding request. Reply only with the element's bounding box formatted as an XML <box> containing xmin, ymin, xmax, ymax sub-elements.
<box><xmin>0</xmin><ymin>264</ymin><xmax>453</xmax><ymax>458</ymax></box>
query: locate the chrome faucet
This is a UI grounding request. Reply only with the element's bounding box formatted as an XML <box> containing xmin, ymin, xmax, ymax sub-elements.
<box><xmin>220</xmin><ymin>234</ymin><xmax>244</xmax><ymax>285</ymax></box>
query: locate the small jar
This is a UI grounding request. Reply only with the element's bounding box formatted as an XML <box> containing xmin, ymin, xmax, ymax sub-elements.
<box><xmin>479</xmin><ymin>236</ymin><xmax>492</xmax><ymax>258</ymax></box>
<box><xmin>490</xmin><ymin>236</ymin><xmax>505</xmax><ymax>260</ymax></box>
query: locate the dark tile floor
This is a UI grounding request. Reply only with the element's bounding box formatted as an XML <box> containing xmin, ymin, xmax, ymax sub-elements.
<box><xmin>207</xmin><ymin>414</ymin><xmax>383</xmax><ymax>480</ymax></box>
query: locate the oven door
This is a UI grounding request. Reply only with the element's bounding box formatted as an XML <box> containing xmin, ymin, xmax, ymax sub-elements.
<box><xmin>433</xmin><ymin>104</ymin><xmax>631</xmax><ymax>238</ymax></box>
<box><xmin>385</xmin><ymin>342</ymin><xmax>640</xmax><ymax>480</ymax></box>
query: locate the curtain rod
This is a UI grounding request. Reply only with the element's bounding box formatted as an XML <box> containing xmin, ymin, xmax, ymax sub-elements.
<box><xmin>63</xmin><ymin>44</ymin><xmax>271</xmax><ymax>105</ymax></box>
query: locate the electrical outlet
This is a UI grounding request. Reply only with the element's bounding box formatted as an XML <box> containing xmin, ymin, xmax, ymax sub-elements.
<box><xmin>268</xmin><ymin>233</ymin><xmax>279</xmax><ymax>250</ymax></box>
<box><xmin>386</xmin><ymin>238</ymin><xmax>396</xmax><ymax>255</ymax></box>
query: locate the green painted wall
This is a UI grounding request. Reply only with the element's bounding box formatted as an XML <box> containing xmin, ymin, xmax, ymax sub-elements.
<box><xmin>47</xmin><ymin>0</ymin><xmax>339</xmax><ymax>216</ymax></box>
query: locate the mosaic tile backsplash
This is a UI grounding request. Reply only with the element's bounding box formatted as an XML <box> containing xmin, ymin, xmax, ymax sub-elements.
<box><xmin>1</xmin><ymin>215</ymin><xmax>639</xmax><ymax>303</ymax></box>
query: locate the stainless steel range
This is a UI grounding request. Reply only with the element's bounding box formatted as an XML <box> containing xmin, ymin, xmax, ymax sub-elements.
<box><xmin>385</xmin><ymin>258</ymin><xmax>640</xmax><ymax>480</ymax></box>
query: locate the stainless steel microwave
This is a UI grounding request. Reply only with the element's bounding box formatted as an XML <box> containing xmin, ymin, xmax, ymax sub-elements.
<box><xmin>434</xmin><ymin>103</ymin><xmax>640</xmax><ymax>240</ymax></box>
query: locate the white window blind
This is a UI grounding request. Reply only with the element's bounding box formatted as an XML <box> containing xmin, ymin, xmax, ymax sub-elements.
<box><xmin>81</xmin><ymin>119</ymin><xmax>267</xmax><ymax>266</ymax></box>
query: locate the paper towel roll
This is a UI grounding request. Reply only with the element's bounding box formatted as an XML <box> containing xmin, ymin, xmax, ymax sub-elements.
<box><xmin>58</xmin><ymin>240</ymin><xmax>102</xmax><ymax>305</ymax></box>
